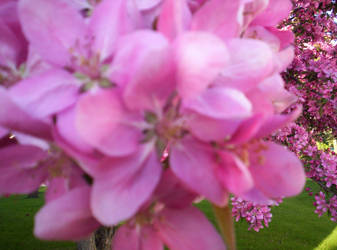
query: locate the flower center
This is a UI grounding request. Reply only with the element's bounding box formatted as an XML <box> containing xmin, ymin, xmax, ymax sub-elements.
<box><xmin>68</xmin><ymin>40</ymin><xmax>115</xmax><ymax>92</ymax></box>
<box><xmin>0</xmin><ymin>63</ymin><xmax>25</xmax><ymax>88</ymax></box>
<box><xmin>143</xmin><ymin>106</ymin><xmax>187</xmax><ymax>141</ymax></box>
<box><xmin>223</xmin><ymin>139</ymin><xmax>269</xmax><ymax>166</ymax></box>
<box><xmin>141</xmin><ymin>100</ymin><xmax>188</xmax><ymax>158</ymax></box>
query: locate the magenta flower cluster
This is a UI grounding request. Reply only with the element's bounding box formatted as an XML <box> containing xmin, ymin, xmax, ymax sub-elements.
<box><xmin>284</xmin><ymin>0</ymin><xmax>337</xmax><ymax>137</ymax></box>
<box><xmin>314</xmin><ymin>191</ymin><xmax>337</xmax><ymax>222</ymax></box>
<box><xmin>231</xmin><ymin>196</ymin><xmax>282</xmax><ymax>232</ymax></box>
<box><xmin>279</xmin><ymin>0</ymin><xmax>336</xmax><ymax>223</ymax></box>
<box><xmin>0</xmin><ymin>0</ymin><xmax>307</xmax><ymax>248</ymax></box>
<box><xmin>275</xmin><ymin>123</ymin><xmax>337</xmax><ymax>222</ymax></box>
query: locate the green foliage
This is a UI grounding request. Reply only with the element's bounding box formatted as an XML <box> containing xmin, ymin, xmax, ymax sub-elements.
<box><xmin>196</xmin><ymin>180</ymin><xmax>336</xmax><ymax>250</ymax></box>
<box><xmin>0</xmin><ymin>181</ymin><xmax>336</xmax><ymax>250</ymax></box>
<box><xmin>0</xmin><ymin>188</ymin><xmax>75</xmax><ymax>250</ymax></box>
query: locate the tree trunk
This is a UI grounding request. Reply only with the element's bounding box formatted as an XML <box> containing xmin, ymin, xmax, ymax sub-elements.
<box><xmin>95</xmin><ymin>227</ymin><xmax>114</xmax><ymax>250</ymax></box>
<box><xmin>77</xmin><ymin>227</ymin><xmax>114</xmax><ymax>250</ymax></box>
<box><xmin>77</xmin><ymin>234</ymin><xmax>96</xmax><ymax>250</ymax></box>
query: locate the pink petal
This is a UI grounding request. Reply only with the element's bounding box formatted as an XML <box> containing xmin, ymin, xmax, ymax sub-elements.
<box><xmin>137</xmin><ymin>226</ymin><xmax>164</xmax><ymax>250</ymax></box>
<box><xmin>244</xmin><ymin>25</ymin><xmax>281</xmax><ymax>52</ymax></box>
<box><xmin>111</xmin><ymin>30</ymin><xmax>168</xmax><ymax>88</ymax></box>
<box><xmin>258</xmin><ymin>74</ymin><xmax>297</xmax><ymax>113</ymax></box>
<box><xmin>157</xmin><ymin>0</ymin><xmax>192</xmax><ymax>40</ymax></box>
<box><xmin>0</xmin><ymin>1</ymin><xmax>17</xmax><ymax>18</ymax></box>
<box><xmin>0</xmin><ymin>2</ymin><xmax>28</xmax><ymax>65</ymax></box>
<box><xmin>215</xmin><ymin>38</ymin><xmax>273</xmax><ymax>92</ymax></box>
<box><xmin>76</xmin><ymin>90</ymin><xmax>142</xmax><ymax>156</ymax></box>
<box><xmin>66</xmin><ymin>164</ymin><xmax>90</xmax><ymax>190</ymax></box>
<box><xmin>45</xmin><ymin>166</ymin><xmax>87</xmax><ymax>203</ymax></box>
<box><xmin>154</xmin><ymin>169</ymin><xmax>197</xmax><ymax>208</ymax></box>
<box><xmin>0</xmin><ymin>1</ymin><xmax>21</xmax><ymax>27</ymax></box>
<box><xmin>191</xmin><ymin>0</ymin><xmax>246</xmax><ymax>40</ymax></box>
<box><xmin>273</xmin><ymin>46</ymin><xmax>294</xmax><ymax>73</ymax></box>
<box><xmin>113</xmin><ymin>224</ymin><xmax>140</xmax><ymax>250</ymax></box>
<box><xmin>216</xmin><ymin>151</ymin><xmax>253</xmax><ymax>195</ymax></box>
<box><xmin>52</xmin><ymin>124</ymin><xmax>103</xmax><ymax>178</ymax></box>
<box><xmin>185</xmin><ymin>113</ymin><xmax>242</xmax><ymax>142</ymax></box>
<box><xmin>18</xmin><ymin>0</ymin><xmax>85</xmax><ymax>66</ymax></box>
<box><xmin>240</xmin><ymin>187</ymin><xmax>271</xmax><ymax>204</ymax></box>
<box><xmin>0</xmin><ymin>143</ymin><xmax>47</xmax><ymax>168</ymax></box>
<box><xmin>252</xmin><ymin>0</ymin><xmax>292</xmax><ymax>27</ymax></box>
<box><xmin>14</xmin><ymin>132</ymin><xmax>49</xmax><ymax>150</ymax></box>
<box><xmin>137</xmin><ymin>3</ymin><xmax>163</xmax><ymax>29</ymax></box>
<box><xmin>245</xmin><ymin>88</ymin><xmax>274</xmax><ymax>115</ymax></box>
<box><xmin>0</xmin><ymin>87</ymin><xmax>52</xmax><ymax>140</ymax></box>
<box><xmin>266</xmin><ymin>27</ymin><xmax>294</xmax><ymax>50</ymax></box>
<box><xmin>254</xmin><ymin>106</ymin><xmax>302</xmax><ymax>139</ymax></box>
<box><xmin>25</xmin><ymin>46</ymin><xmax>52</xmax><ymax>76</ymax></box>
<box><xmin>113</xmin><ymin>31</ymin><xmax>174</xmax><ymax>111</ymax></box>
<box><xmin>0</xmin><ymin>20</ymin><xmax>21</xmax><ymax>66</ymax></box>
<box><xmin>184</xmin><ymin>86</ymin><xmax>252</xmax><ymax>119</ymax></box>
<box><xmin>0</xmin><ymin>145</ymin><xmax>48</xmax><ymax>195</ymax></box>
<box><xmin>0</xmin><ymin>164</ymin><xmax>47</xmax><ymax>195</ymax></box>
<box><xmin>170</xmin><ymin>137</ymin><xmax>227</xmax><ymax>205</ymax></box>
<box><xmin>155</xmin><ymin>206</ymin><xmax>226</xmax><ymax>250</ymax></box>
<box><xmin>9</xmin><ymin>69</ymin><xmax>80</xmax><ymax>119</ymax></box>
<box><xmin>227</xmin><ymin>114</ymin><xmax>265</xmax><ymax>145</ymax></box>
<box><xmin>243</xmin><ymin>0</ymin><xmax>269</xmax><ymax>27</ymax></box>
<box><xmin>0</xmin><ymin>0</ymin><xmax>17</xmax><ymax>5</ymax></box>
<box><xmin>249</xmin><ymin>142</ymin><xmax>306</xmax><ymax>198</ymax></box>
<box><xmin>182</xmin><ymin>87</ymin><xmax>252</xmax><ymax>142</ymax></box>
<box><xmin>175</xmin><ymin>32</ymin><xmax>230</xmax><ymax>100</ymax></box>
<box><xmin>135</xmin><ymin>0</ymin><xmax>162</xmax><ymax>10</ymax></box>
<box><xmin>34</xmin><ymin>186</ymin><xmax>100</xmax><ymax>240</ymax></box>
<box><xmin>0</xmin><ymin>126</ymin><xmax>7</xmax><ymax>138</ymax></box>
<box><xmin>113</xmin><ymin>224</ymin><xmax>163</xmax><ymax>250</ymax></box>
<box><xmin>88</xmin><ymin>0</ymin><xmax>142</xmax><ymax>61</ymax></box>
<box><xmin>66</xmin><ymin>0</ymin><xmax>91</xmax><ymax>10</ymax></box>
<box><xmin>45</xmin><ymin>177</ymin><xmax>67</xmax><ymax>203</ymax></box>
<box><xmin>91</xmin><ymin>149</ymin><xmax>161</xmax><ymax>225</ymax></box>
<box><xmin>57</xmin><ymin>106</ymin><xmax>94</xmax><ymax>154</ymax></box>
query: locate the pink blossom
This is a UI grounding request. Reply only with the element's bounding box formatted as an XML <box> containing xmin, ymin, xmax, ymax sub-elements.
<box><xmin>72</xmin><ymin>0</ymin><xmax>305</xmax><ymax>226</ymax></box>
<box><xmin>113</xmin><ymin>170</ymin><xmax>226</xmax><ymax>250</ymax></box>
<box><xmin>0</xmin><ymin>0</ymin><xmax>312</xmax><ymax>245</ymax></box>
<box><xmin>0</xmin><ymin>143</ymin><xmax>48</xmax><ymax>195</ymax></box>
<box><xmin>231</xmin><ymin>196</ymin><xmax>282</xmax><ymax>232</ymax></box>
<box><xmin>34</xmin><ymin>169</ymin><xmax>100</xmax><ymax>241</ymax></box>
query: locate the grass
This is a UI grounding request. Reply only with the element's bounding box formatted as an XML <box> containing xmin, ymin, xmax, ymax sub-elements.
<box><xmin>196</xmin><ymin>180</ymin><xmax>337</xmax><ymax>250</ymax></box>
<box><xmin>315</xmin><ymin>227</ymin><xmax>337</xmax><ymax>250</ymax></box>
<box><xmin>0</xmin><ymin>189</ymin><xmax>75</xmax><ymax>250</ymax></box>
<box><xmin>0</xmin><ymin>180</ymin><xmax>336</xmax><ymax>250</ymax></box>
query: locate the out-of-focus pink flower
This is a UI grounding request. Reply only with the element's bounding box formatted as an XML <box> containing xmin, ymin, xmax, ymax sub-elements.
<box><xmin>0</xmin><ymin>0</ymin><xmax>28</xmax><ymax>68</ymax></box>
<box><xmin>34</xmin><ymin>167</ymin><xmax>100</xmax><ymax>241</ymax></box>
<box><xmin>3</xmin><ymin>0</ymin><xmax>142</xmax><ymax>132</ymax></box>
<box><xmin>72</xmin><ymin>0</ymin><xmax>304</xmax><ymax>227</ymax></box>
<box><xmin>75</xmin><ymin>29</ymin><xmax>249</xmax><ymax>224</ymax></box>
<box><xmin>0</xmin><ymin>0</ymin><xmax>309</xmax><ymax>244</ymax></box>
<box><xmin>0</xmin><ymin>144</ymin><xmax>48</xmax><ymax>195</ymax></box>
<box><xmin>113</xmin><ymin>170</ymin><xmax>226</xmax><ymax>250</ymax></box>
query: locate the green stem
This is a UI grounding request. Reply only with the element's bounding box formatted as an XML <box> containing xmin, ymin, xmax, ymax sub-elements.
<box><xmin>212</xmin><ymin>203</ymin><xmax>236</xmax><ymax>250</ymax></box>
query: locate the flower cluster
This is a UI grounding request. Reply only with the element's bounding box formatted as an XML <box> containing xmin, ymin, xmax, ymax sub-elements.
<box><xmin>275</xmin><ymin>123</ymin><xmax>337</xmax><ymax>188</ymax></box>
<box><xmin>277</xmin><ymin>0</ymin><xmax>336</xmax><ymax>223</ymax></box>
<box><xmin>0</xmin><ymin>0</ymin><xmax>306</xmax><ymax>248</ymax></box>
<box><xmin>231</xmin><ymin>196</ymin><xmax>282</xmax><ymax>232</ymax></box>
<box><xmin>313</xmin><ymin>191</ymin><xmax>337</xmax><ymax>222</ymax></box>
<box><xmin>281</xmin><ymin>0</ymin><xmax>337</xmax><ymax>146</ymax></box>
<box><xmin>275</xmin><ymin>123</ymin><xmax>337</xmax><ymax>222</ymax></box>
